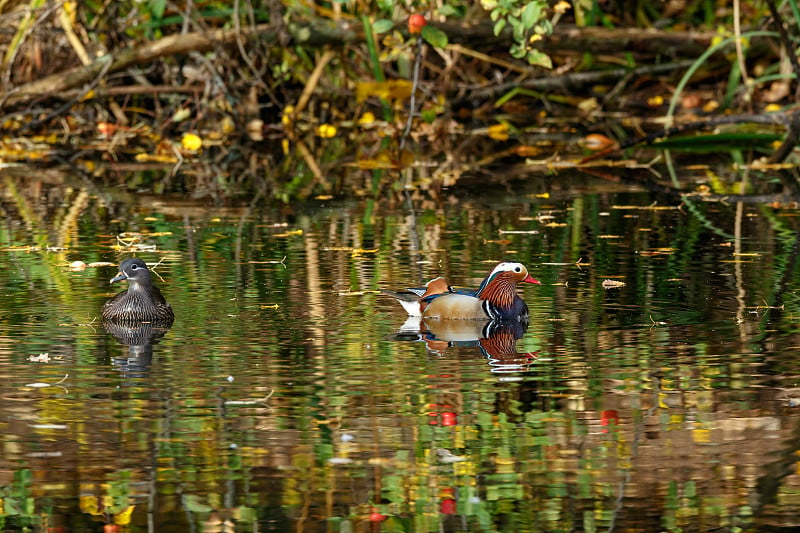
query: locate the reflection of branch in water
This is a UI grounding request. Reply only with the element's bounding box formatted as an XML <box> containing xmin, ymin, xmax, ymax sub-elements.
<box><xmin>679</xmin><ymin>197</ymin><xmax>734</xmax><ymax>240</ymax></box>
<box><xmin>25</xmin><ymin>373</ymin><xmax>70</xmax><ymax>394</ymax></box>
<box><xmin>750</xmin><ymin>422</ymin><xmax>800</xmax><ymax>517</ymax></box>
<box><xmin>605</xmin><ymin>375</ymin><xmax>661</xmax><ymax>533</ymax></box>
<box><xmin>766</xmin><ymin>230</ymin><xmax>800</xmax><ymax>324</ymax></box>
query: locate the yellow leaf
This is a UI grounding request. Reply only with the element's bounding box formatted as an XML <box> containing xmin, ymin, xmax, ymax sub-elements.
<box><xmin>352</xmin><ymin>150</ymin><xmax>397</xmax><ymax>169</ymax></box>
<box><xmin>172</xmin><ymin>108</ymin><xmax>192</xmax><ymax>123</ymax></box>
<box><xmin>282</xmin><ymin>105</ymin><xmax>294</xmax><ymax>126</ymax></box>
<box><xmin>64</xmin><ymin>1</ymin><xmax>78</xmax><ymax>19</ymax></box>
<box><xmin>114</xmin><ymin>505</ymin><xmax>136</xmax><ymax>525</ymax></box>
<box><xmin>513</xmin><ymin>145</ymin><xmax>540</xmax><ymax>157</ymax></box>
<box><xmin>578</xmin><ymin>97</ymin><xmax>599</xmax><ymax>112</ymax></box>
<box><xmin>487</xmin><ymin>123</ymin><xmax>509</xmax><ymax>141</ymax></box>
<box><xmin>273</xmin><ymin>229</ymin><xmax>303</xmax><ymax>237</ymax></box>
<box><xmin>316</xmin><ymin>124</ymin><xmax>337</xmax><ymax>138</ymax></box>
<box><xmin>351</xmin><ymin>247</ymin><xmax>379</xmax><ymax>256</ymax></box>
<box><xmin>181</xmin><ymin>133</ymin><xmax>203</xmax><ymax>151</ymax></box>
<box><xmin>221</xmin><ymin>116</ymin><xmax>236</xmax><ymax>134</ymax></box>
<box><xmin>356</xmin><ymin>80</ymin><xmax>412</xmax><ymax>103</ymax></box>
<box><xmin>80</xmin><ymin>495</ymin><xmax>102</xmax><ymax>515</ymax></box>
<box><xmin>355</xmin><ymin>157</ymin><xmax>395</xmax><ymax>170</ymax></box>
<box><xmin>358</xmin><ymin>112</ymin><xmax>376</xmax><ymax>126</ymax></box>
<box><xmin>692</xmin><ymin>428</ymin><xmax>711</xmax><ymax>443</ymax></box>
<box><xmin>135</xmin><ymin>153</ymin><xmax>178</xmax><ymax>163</ymax></box>
<box><xmin>553</xmin><ymin>1</ymin><xmax>571</xmax><ymax>13</ymax></box>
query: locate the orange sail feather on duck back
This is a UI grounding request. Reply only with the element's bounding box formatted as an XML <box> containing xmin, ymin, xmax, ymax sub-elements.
<box><xmin>380</xmin><ymin>276</ymin><xmax>452</xmax><ymax>317</ymax></box>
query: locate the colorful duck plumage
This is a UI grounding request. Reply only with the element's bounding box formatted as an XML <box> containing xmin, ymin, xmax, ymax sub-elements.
<box><xmin>380</xmin><ymin>276</ymin><xmax>452</xmax><ymax>317</ymax></box>
<box><xmin>385</xmin><ymin>262</ymin><xmax>540</xmax><ymax>321</ymax></box>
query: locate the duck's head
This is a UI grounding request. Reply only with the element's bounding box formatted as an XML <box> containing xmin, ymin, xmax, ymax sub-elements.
<box><xmin>110</xmin><ymin>258</ymin><xmax>153</xmax><ymax>289</ymax></box>
<box><xmin>481</xmin><ymin>262</ymin><xmax>541</xmax><ymax>289</ymax></box>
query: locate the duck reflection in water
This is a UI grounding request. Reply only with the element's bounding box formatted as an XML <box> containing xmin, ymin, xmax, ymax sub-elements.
<box><xmin>102</xmin><ymin>258</ymin><xmax>174</xmax><ymax>375</ymax></box>
<box><xmin>392</xmin><ymin>317</ymin><xmax>539</xmax><ymax>373</ymax></box>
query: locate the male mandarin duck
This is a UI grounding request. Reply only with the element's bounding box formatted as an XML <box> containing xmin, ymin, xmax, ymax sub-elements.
<box><xmin>384</xmin><ymin>262</ymin><xmax>540</xmax><ymax>321</ymax></box>
<box><xmin>102</xmin><ymin>258</ymin><xmax>174</xmax><ymax>324</ymax></box>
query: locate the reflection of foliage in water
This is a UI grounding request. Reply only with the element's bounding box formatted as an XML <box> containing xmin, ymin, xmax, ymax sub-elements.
<box><xmin>0</xmin><ymin>469</ymin><xmax>38</xmax><ymax>529</ymax></box>
<box><xmin>2</xmin><ymin>177</ymin><xmax>800</xmax><ymax>528</ymax></box>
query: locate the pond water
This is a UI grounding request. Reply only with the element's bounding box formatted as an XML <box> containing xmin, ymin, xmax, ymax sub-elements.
<box><xmin>2</xmin><ymin>170</ymin><xmax>800</xmax><ymax>532</ymax></box>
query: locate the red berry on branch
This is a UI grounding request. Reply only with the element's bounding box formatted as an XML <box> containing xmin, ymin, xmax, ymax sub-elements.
<box><xmin>408</xmin><ymin>14</ymin><xmax>427</xmax><ymax>34</ymax></box>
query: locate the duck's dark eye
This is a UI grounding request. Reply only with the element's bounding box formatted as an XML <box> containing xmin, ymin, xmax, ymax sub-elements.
<box><xmin>514</xmin><ymin>266</ymin><xmax>521</xmax><ymax>272</ymax></box>
<box><xmin>130</xmin><ymin>264</ymin><xmax>139</xmax><ymax>270</ymax></box>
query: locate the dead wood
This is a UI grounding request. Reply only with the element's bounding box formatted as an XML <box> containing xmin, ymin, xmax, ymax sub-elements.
<box><xmin>466</xmin><ymin>59</ymin><xmax>697</xmax><ymax>100</ymax></box>
<box><xmin>1</xmin><ymin>20</ymin><xmax>724</xmax><ymax>111</ymax></box>
<box><xmin>1</xmin><ymin>23</ymin><xmax>274</xmax><ymax>109</ymax></box>
<box><xmin>438</xmin><ymin>21</ymin><xmax>716</xmax><ymax>59</ymax></box>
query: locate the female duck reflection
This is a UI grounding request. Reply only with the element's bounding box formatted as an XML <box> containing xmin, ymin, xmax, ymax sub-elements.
<box><xmin>102</xmin><ymin>258</ymin><xmax>174</xmax><ymax>372</ymax></box>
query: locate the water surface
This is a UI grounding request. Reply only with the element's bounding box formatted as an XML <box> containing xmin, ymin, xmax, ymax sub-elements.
<box><xmin>2</xmin><ymin>172</ymin><xmax>800</xmax><ymax>531</ymax></box>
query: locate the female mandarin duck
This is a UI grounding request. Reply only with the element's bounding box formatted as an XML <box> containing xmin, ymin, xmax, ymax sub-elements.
<box><xmin>102</xmin><ymin>258</ymin><xmax>174</xmax><ymax>324</ymax></box>
<box><xmin>384</xmin><ymin>262</ymin><xmax>540</xmax><ymax>321</ymax></box>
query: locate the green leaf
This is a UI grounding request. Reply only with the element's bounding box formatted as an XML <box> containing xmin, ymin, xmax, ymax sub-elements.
<box><xmin>510</xmin><ymin>43</ymin><xmax>526</xmax><ymax>58</ymax></box>
<box><xmin>508</xmin><ymin>16</ymin><xmax>523</xmax><ymax>41</ymax></box>
<box><xmin>526</xmin><ymin>49</ymin><xmax>552</xmax><ymax>68</ymax></box>
<box><xmin>521</xmin><ymin>2</ymin><xmax>542</xmax><ymax>29</ymax></box>
<box><xmin>438</xmin><ymin>5</ymin><xmax>459</xmax><ymax>16</ymax></box>
<box><xmin>493</xmin><ymin>18</ymin><xmax>506</xmax><ymax>36</ymax></box>
<box><xmin>651</xmin><ymin>132</ymin><xmax>782</xmax><ymax>151</ymax></box>
<box><xmin>421</xmin><ymin>26</ymin><xmax>448</xmax><ymax>48</ymax></box>
<box><xmin>371</xmin><ymin>19</ymin><xmax>394</xmax><ymax>34</ymax></box>
<box><xmin>148</xmin><ymin>0</ymin><xmax>166</xmax><ymax>19</ymax></box>
<box><xmin>421</xmin><ymin>109</ymin><xmax>437</xmax><ymax>123</ymax></box>
<box><xmin>183</xmin><ymin>494</ymin><xmax>214</xmax><ymax>513</ymax></box>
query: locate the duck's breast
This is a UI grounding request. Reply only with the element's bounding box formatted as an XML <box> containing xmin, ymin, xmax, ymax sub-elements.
<box><xmin>422</xmin><ymin>293</ymin><xmax>487</xmax><ymax>320</ymax></box>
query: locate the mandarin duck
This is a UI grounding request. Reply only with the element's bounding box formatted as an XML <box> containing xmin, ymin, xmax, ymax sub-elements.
<box><xmin>385</xmin><ymin>262</ymin><xmax>540</xmax><ymax>321</ymax></box>
<box><xmin>102</xmin><ymin>258</ymin><xmax>174</xmax><ymax>324</ymax></box>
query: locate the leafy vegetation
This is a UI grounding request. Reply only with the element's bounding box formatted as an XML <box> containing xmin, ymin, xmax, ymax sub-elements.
<box><xmin>0</xmin><ymin>0</ymin><xmax>798</xmax><ymax>200</ymax></box>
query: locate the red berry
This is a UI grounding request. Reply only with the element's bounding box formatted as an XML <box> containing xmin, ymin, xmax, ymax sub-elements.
<box><xmin>441</xmin><ymin>411</ymin><xmax>457</xmax><ymax>426</ymax></box>
<box><xmin>440</xmin><ymin>498</ymin><xmax>456</xmax><ymax>514</ymax></box>
<box><xmin>408</xmin><ymin>14</ymin><xmax>427</xmax><ymax>34</ymax></box>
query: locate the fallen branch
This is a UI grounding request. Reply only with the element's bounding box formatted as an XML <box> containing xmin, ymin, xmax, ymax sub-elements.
<box><xmin>2</xmin><ymin>23</ymin><xmax>275</xmax><ymax>108</ymax></box>
<box><xmin>2</xmin><ymin>21</ymin><xmax>724</xmax><ymax>111</ymax></box>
